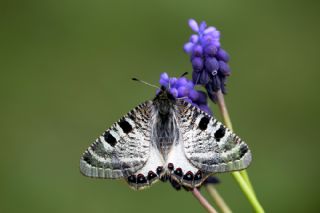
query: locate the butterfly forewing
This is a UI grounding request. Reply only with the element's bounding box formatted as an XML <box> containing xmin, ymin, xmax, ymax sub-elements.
<box><xmin>80</xmin><ymin>101</ymin><xmax>153</xmax><ymax>179</ymax></box>
<box><xmin>177</xmin><ymin>100</ymin><xmax>252</xmax><ymax>173</ymax></box>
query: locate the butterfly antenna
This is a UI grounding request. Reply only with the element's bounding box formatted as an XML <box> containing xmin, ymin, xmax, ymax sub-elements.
<box><xmin>180</xmin><ymin>72</ymin><xmax>188</xmax><ymax>77</ymax></box>
<box><xmin>132</xmin><ymin>78</ymin><xmax>159</xmax><ymax>89</ymax></box>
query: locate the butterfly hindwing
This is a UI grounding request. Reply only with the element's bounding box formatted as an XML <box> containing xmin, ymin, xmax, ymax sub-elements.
<box><xmin>80</xmin><ymin>101</ymin><xmax>153</xmax><ymax>179</ymax></box>
<box><xmin>177</xmin><ymin>100</ymin><xmax>252</xmax><ymax>174</ymax></box>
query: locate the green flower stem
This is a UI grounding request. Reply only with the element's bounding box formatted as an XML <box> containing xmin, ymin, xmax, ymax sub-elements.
<box><xmin>232</xmin><ymin>172</ymin><xmax>264</xmax><ymax>213</ymax></box>
<box><xmin>192</xmin><ymin>188</ymin><xmax>218</xmax><ymax>213</ymax></box>
<box><xmin>240</xmin><ymin>170</ymin><xmax>255</xmax><ymax>195</ymax></box>
<box><xmin>206</xmin><ymin>185</ymin><xmax>232</xmax><ymax>213</ymax></box>
<box><xmin>215</xmin><ymin>90</ymin><xmax>264</xmax><ymax>213</ymax></box>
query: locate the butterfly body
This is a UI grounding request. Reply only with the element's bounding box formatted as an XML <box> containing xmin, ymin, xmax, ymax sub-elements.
<box><xmin>80</xmin><ymin>86</ymin><xmax>252</xmax><ymax>190</ymax></box>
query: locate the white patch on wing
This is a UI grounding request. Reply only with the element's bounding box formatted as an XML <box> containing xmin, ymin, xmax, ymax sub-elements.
<box><xmin>135</xmin><ymin>146</ymin><xmax>164</xmax><ymax>175</ymax></box>
<box><xmin>166</xmin><ymin>139</ymin><xmax>198</xmax><ymax>174</ymax></box>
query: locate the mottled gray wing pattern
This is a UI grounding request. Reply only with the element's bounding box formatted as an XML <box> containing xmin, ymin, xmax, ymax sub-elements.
<box><xmin>80</xmin><ymin>101</ymin><xmax>153</xmax><ymax>179</ymax></box>
<box><xmin>177</xmin><ymin>100</ymin><xmax>252</xmax><ymax>173</ymax></box>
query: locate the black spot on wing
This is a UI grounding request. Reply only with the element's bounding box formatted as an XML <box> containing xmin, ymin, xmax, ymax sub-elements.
<box><xmin>147</xmin><ymin>171</ymin><xmax>157</xmax><ymax>181</ymax></box>
<box><xmin>137</xmin><ymin>174</ymin><xmax>147</xmax><ymax>184</ymax></box>
<box><xmin>198</xmin><ymin>116</ymin><xmax>210</xmax><ymax>130</ymax></box>
<box><xmin>128</xmin><ymin>175</ymin><xmax>137</xmax><ymax>183</ymax></box>
<box><xmin>214</xmin><ymin>125</ymin><xmax>226</xmax><ymax>141</ymax></box>
<box><xmin>239</xmin><ymin>144</ymin><xmax>249</xmax><ymax>157</ymax></box>
<box><xmin>104</xmin><ymin>131</ymin><xmax>117</xmax><ymax>147</ymax></box>
<box><xmin>82</xmin><ymin>152</ymin><xmax>92</xmax><ymax>164</ymax></box>
<box><xmin>118</xmin><ymin>119</ymin><xmax>133</xmax><ymax>134</ymax></box>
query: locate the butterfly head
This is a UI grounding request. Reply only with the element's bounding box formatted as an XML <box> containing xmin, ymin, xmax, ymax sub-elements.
<box><xmin>154</xmin><ymin>86</ymin><xmax>176</xmax><ymax>115</ymax></box>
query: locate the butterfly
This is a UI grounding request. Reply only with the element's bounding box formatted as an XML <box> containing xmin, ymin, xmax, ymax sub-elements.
<box><xmin>80</xmin><ymin>85</ymin><xmax>252</xmax><ymax>190</ymax></box>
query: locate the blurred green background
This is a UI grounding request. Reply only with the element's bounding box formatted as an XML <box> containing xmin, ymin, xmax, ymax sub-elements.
<box><xmin>1</xmin><ymin>0</ymin><xmax>319</xmax><ymax>212</ymax></box>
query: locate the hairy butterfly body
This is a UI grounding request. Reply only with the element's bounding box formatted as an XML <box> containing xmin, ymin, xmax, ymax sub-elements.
<box><xmin>80</xmin><ymin>86</ymin><xmax>252</xmax><ymax>189</ymax></box>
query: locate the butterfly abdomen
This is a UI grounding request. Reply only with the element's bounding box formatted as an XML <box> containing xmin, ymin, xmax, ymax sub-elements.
<box><xmin>152</xmin><ymin>106</ymin><xmax>179</xmax><ymax>159</ymax></box>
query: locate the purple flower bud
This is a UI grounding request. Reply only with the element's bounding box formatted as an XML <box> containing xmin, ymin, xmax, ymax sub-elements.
<box><xmin>191</xmin><ymin>57</ymin><xmax>204</xmax><ymax>72</ymax></box>
<box><xmin>216</xmin><ymin>48</ymin><xmax>230</xmax><ymax>62</ymax></box>
<box><xmin>190</xmin><ymin>34</ymin><xmax>199</xmax><ymax>43</ymax></box>
<box><xmin>176</xmin><ymin>77</ymin><xmax>188</xmax><ymax>88</ymax></box>
<box><xmin>211</xmin><ymin>30</ymin><xmax>220</xmax><ymax>39</ymax></box>
<box><xmin>189</xmin><ymin>89</ymin><xmax>199</xmax><ymax>101</ymax></box>
<box><xmin>169</xmin><ymin>77</ymin><xmax>177</xmax><ymax>87</ymax></box>
<box><xmin>220</xmin><ymin>80</ymin><xmax>227</xmax><ymax>94</ymax></box>
<box><xmin>199</xmin><ymin>21</ymin><xmax>207</xmax><ymax>32</ymax></box>
<box><xmin>212</xmin><ymin>40</ymin><xmax>220</xmax><ymax>48</ymax></box>
<box><xmin>178</xmin><ymin>86</ymin><xmax>189</xmax><ymax>97</ymax></box>
<box><xmin>160</xmin><ymin>72</ymin><xmax>169</xmax><ymax>80</ymax></box>
<box><xmin>203</xmin><ymin>26</ymin><xmax>217</xmax><ymax>35</ymax></box>
<box><xmin>186</xmin><ymin>81</ymin><xmax>194</xmax><ymax>89</ymax></box>
<box><xmin>218</xmin><ymin>61</ymin><xmax>231</xmax><ymax>76</ymax></box>
<box><xmin>159</xmin><ymin>72</ymin><xmax>169</xmax><ymax>86</ymax></box>
<box><xmin>199</xmin><ymin>71</ymin><xmax>210</xmax><ymax>85</ymax></box>
<box><xmin>159</xmin><ymin>78</ymin><xmax>169</xmax><ymax>87</ymax></box>
<box><xmin>184</xmin><ymin>42</ymin><xmax>194</xmax><ymax>54</ymax></box>
<box><xmin>204</xmin><ymin>45</ymin><xmax>218</xmax><ymax>57</ymax></box>
<box><xmin>205</xmin><ymin>57</ymin><xmax>219</xmax><ymax>72</ymax></box>
<box><xmin>188</xmin><ymin>19</ymin><xmax>199</xmax><ymax>32</ymax></box>
<box><xmin>192</xmin><ymin>45</ymin><xmax>203</xmax><ymax>57</ymax></box>
<box><xmin>170</xmin><ymin>88</ymin><xmax>178</xmax><ymax>97</ymax></box>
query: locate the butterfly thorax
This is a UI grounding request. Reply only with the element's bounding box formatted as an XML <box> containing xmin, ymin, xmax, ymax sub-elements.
<box><xmin>152</xmin><ymin>88</ymin><xmax>180</xmax><ymax>159</ymax></box>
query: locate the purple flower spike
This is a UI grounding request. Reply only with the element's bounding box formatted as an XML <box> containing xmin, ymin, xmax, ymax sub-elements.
<box><xmin>184</xmin><ymin>18</ymin><xmax>232</xmax><ymax>98</ymax></box>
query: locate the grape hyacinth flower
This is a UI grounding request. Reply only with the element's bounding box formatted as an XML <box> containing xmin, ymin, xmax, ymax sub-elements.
<box><xmin>158</xmin><ymin>72</ymin><xmax>212</xmax><ymax>115</ymax></box>
<box><xmin>184</xmin><ymin>19</ymin><xmax>231</xmax><ymax>102</ymax></box>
